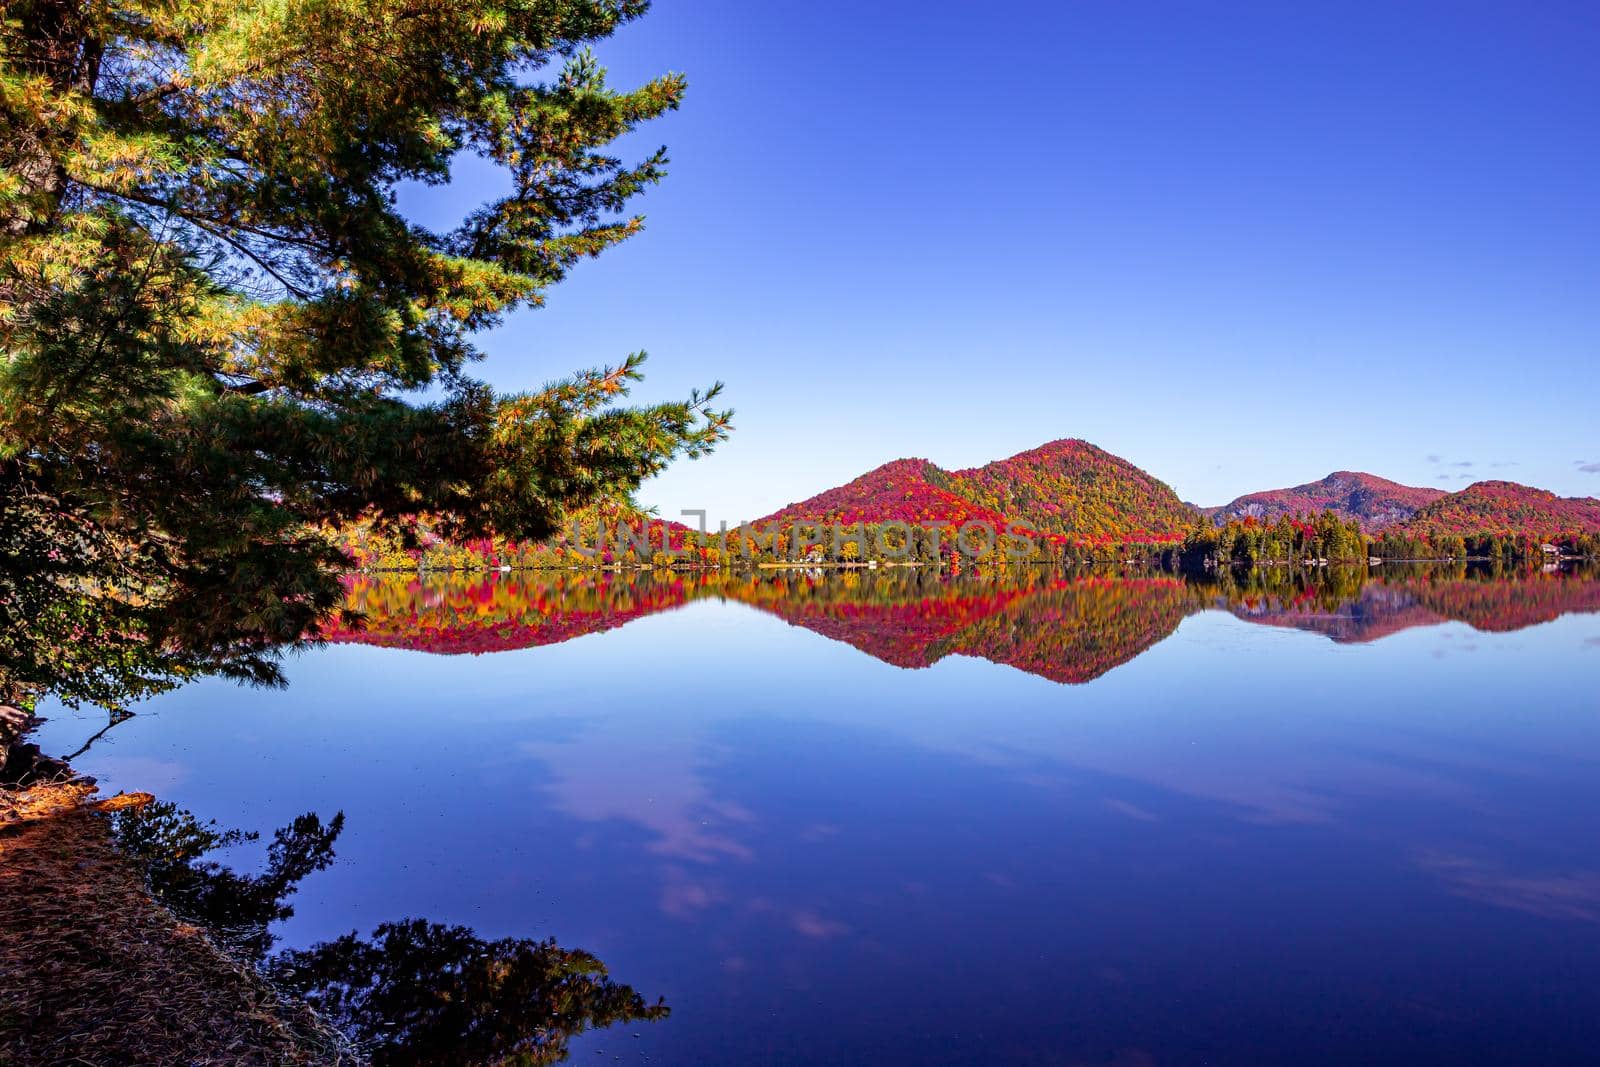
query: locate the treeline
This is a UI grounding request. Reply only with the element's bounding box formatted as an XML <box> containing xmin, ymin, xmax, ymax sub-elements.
<box><xmin>328</xmin><ymin>508</ymin><xmax>1190</xmax><ymax>570</ymax></box>
<box><xmin>1180</xmin><ymin>512</ymin><xmax>1367</xmax><ymax>567</ymax></box>
<box><xmin>697</xmin><ymin>521</ymin><xmax>1181</xmax><ymax>568</ymax></box>
<box><xmin>1370</xmin><ymin>530</ymin><xmax>1600</xmax><ymax>562</ymax></box>
<box><xmin>329</xmin><ymin>506</ymin><xmax>1599</xmax><ymax>574</ymax></box>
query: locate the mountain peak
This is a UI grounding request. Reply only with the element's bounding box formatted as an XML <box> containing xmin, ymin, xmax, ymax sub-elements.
<box><xmin>759</xmin><ymin>437</ymin><xmax>1194</xmax><ymax>541</ymax></box>
<box><xmin>1208</xmin><ymin>472</ymin><xmax>1443</xmax><ymax>529</ymax></box>
<box><xmin>756</xmin><ymin>456</ymin><xmax>1002</xmax><ymax>527</ymax></box>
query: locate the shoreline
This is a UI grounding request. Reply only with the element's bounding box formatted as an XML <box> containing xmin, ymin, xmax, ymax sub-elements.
<box><xmin>349</xmin><ymin>554</ymin><xmax>1594</xmax><ymax>577</ymax></box>
<box><xmin>0</xmin><ymin>743</ymin><xmax>351</xmax><ymax>1065</ymax></box>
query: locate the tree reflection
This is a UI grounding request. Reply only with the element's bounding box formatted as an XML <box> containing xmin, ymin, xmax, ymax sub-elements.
<box><xmin>114</xmin><ymin>802</ymin><xmax>344</xmax><ymax>961</ymax></box>
<box><xmin>268</xmin><ymin>919</ymin><xmax>669</xmax><ymax>1067</ymax></box>
<box><xmin>110</xmin><ymin>803</ymin><xmax>669</xmax><ymax>1065</ymax></box>
<box><xmin>328</xmin><ymin>562</ymin><xmax>1600</xmax><ymax>683</ymax></box>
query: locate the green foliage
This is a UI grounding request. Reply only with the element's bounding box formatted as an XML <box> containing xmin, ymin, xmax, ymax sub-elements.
<box><xmin>1182</xmin><ymin>510</ymin><xmax>1368</xmax><ymax>566</ymax></box>
<box><xmin>1</xmin><ymin>0</ymin><xmax>729</xmax><ymax>701</ymax></box>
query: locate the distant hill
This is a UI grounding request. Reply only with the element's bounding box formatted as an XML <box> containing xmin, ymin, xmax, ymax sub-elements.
<box><xmin>758</xmin><ymin>439</ymin><xmax>1195</xmax><ymax>543</ymax></box>
<box><xmin>1389</xmin><ymin>480</ymin><xmax>1600</xmax><ymax>542</ymax></box>
<box><xmin>1207</xmin><ymin>472</ymin><xmax>1444</xmax><ymax>530</ymax></box>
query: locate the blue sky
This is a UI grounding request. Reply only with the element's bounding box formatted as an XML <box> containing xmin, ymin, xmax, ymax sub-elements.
<box><xmin>404</xmin><ymin>0</ymin><xmax>1599</xmax><ymax>523</ymax></box>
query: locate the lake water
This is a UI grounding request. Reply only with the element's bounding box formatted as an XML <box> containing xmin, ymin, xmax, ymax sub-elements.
<box><xmin>33</xmin><ymin>566</ymin><xmax>1600</xmax><ymax>1065</ymax></box>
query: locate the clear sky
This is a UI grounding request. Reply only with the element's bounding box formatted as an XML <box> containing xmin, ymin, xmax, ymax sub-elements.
<box><xmin>403</xmin><ymin>0</ymin><xmax>1599</xmax><ymax>524</ymax></box>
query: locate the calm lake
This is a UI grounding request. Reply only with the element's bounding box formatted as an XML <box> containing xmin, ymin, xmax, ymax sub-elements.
<box><xmin>33</xmin><ymin>566</ymin><xmax>1600</xmax><ymax>1066</ymax></box>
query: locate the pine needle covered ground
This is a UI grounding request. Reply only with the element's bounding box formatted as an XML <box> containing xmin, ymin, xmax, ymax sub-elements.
<box><xmin>0</xmin><ymin>758</ymin><xmax>350</xmax><ymax>1066</ymax></box>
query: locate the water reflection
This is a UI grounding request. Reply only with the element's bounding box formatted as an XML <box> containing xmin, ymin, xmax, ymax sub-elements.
<box><xmin>271</xmin><ymin>920</ymin><xmax>669</xmax><ymax>1067</ymax></box>
<box><xmin>35</xmin><ymin>563</ymin><xmax>1600</xmax><ymax>1066</ymax></box>
<box><xmin>115</xmin><ymin>801</ymin><xmax>343</xmax><ymax>962</ymax></box>
<box><xmin>110</xmin><ymin>803</ymin><xmax>669</xmax><ymax>1065</ymax></box>
<box><xmin>329</xmin><ymin>571</ymin><xmax>709</xmax><ymax>655</ymax></box>
<box><xmin>332</xmin><ymin>564</ymin><xmax>1600</xmax><ymax>684</ymax></box>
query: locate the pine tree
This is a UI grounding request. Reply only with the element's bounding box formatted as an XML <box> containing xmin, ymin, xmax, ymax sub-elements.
<box><xmin>0</xmin><ymin>0</ymin><xmax>730</xmax><ymax>702</ymax></box>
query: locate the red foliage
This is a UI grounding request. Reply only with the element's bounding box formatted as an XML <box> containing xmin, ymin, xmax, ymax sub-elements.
<box><xmin>758</xmin><ymin>458</ymin><xmax>1006</xmax><ymax>527</ymax></box>
<box><xmin>323</xmin><ymin>573</ymin><xmax>702</xmax><ymax>654</ymax></box>
<box><xmin>756</xmin><ymin>440</ymin><xmax>1194</xmax><ymax>544</ymax></box>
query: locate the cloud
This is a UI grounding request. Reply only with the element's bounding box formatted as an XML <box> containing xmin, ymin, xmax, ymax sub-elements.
<box><xmin>520</xmin><ymin>730</ymin><xmax>754</xmax><ymax>864</ymax></box>
<box><xmin>1416</xmin><ymin>851</ymin><xmax>1600</xmax><ymax>921</ymax></box>
<box><xmin>790</xmin><ymin>909</ymin><xmax>850</xmax><ymax>939</ymax></box>
<box><xmin>1578</xmin><ymin>461</ymin><xmax>1600</xmax><ymax>474</ymax></box>
<box><xmin>1429</xmin><ymin>455</ymin><xmax>1515</xmax><ymax>470</ymax></box>
<box><xmin>659</xmin><ymin>866</ymin><xmax>727</xmax><ymax>919</ymax></box>
<box><xmin>1104</xmin><ymin>798</ymin><xmax>1159</xmax><ymax>821</ymax></box>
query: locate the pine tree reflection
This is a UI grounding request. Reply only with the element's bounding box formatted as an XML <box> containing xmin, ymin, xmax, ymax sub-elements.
<box><xmin>268</xmin><ymin>919</ymin><xmax>668</xmax><ymax>1067</ymax></box>
<box><xmin>111</xmin><ymin>803</ymin><xmax>668</xmax><ymax>1065</ymax></box>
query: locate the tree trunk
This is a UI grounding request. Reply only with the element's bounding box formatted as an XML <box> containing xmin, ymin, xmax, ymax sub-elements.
<box><xmin>0</xmin><ymin>704</ymin><xmax>32</xmax><ymax>776</ymax></box>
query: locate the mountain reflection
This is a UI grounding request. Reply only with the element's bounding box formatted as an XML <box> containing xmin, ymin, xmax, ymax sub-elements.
<box><xmin>331</xmin><ymin>564</ymin><xmax>1600</xmax><ymax>684</ymax></box>
<box><xmin>1218</xmin><ymin>565</ymin><xmax>1600</xmax><ymax>643</ymax></box>
<box><xmin>733</xmin><ymin>571</ymin><xmax>1197</xmax><ymax>683</ymax></box>
<box><xmin>111</xmin><ymin>803</ymin><xmax>669</xmax><ymax>1065</ymax></box>
<box><xmin>329</xmin><ymin>571</ymin><xmax>712</xmax><ymax>655</ymax></box>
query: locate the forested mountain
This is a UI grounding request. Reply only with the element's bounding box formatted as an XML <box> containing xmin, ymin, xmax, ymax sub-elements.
<box><xmin>757</xmin><ymin>459</ymin><xmax>1005</xmax><ymax>527</ymax></box>
<box><xmin>758</xmin><ymin>449</ymin><xmax>1600</xmax><ymax>560</ymax></box>
<box><xmin>947</xmin><ymin>439</ymin><xmax>1196</xmax><ymax>542</ymax></box>
<box><xmin>1207</xmin><ymin>472</ymin><xmax>1444</xmax><ymax>529</ymax></box>
<box><xmin>757</xmin><ymin>440</ymin><xmax>1194</xmax><ymax>544</ymax></box>
<box><xmin>1389</xmin><ymin>481</ymin><xmax>1600</xmax><ymax>542</ymax></box>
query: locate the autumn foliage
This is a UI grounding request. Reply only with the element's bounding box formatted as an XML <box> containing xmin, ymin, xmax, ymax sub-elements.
<box><xmin>758</xmin><ymin>439</ymin><xmax>1194</xmax><ymax>547</ymax></box>
<box><xmin>325</xmin><ymin>565</ymin><xmax>1600</xmax><ymax>686</ymax></box>
<box><xmin>1385</xmin><ymin>481</ymin><xmax>1600</xmax><ymax>548</ymax></box>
